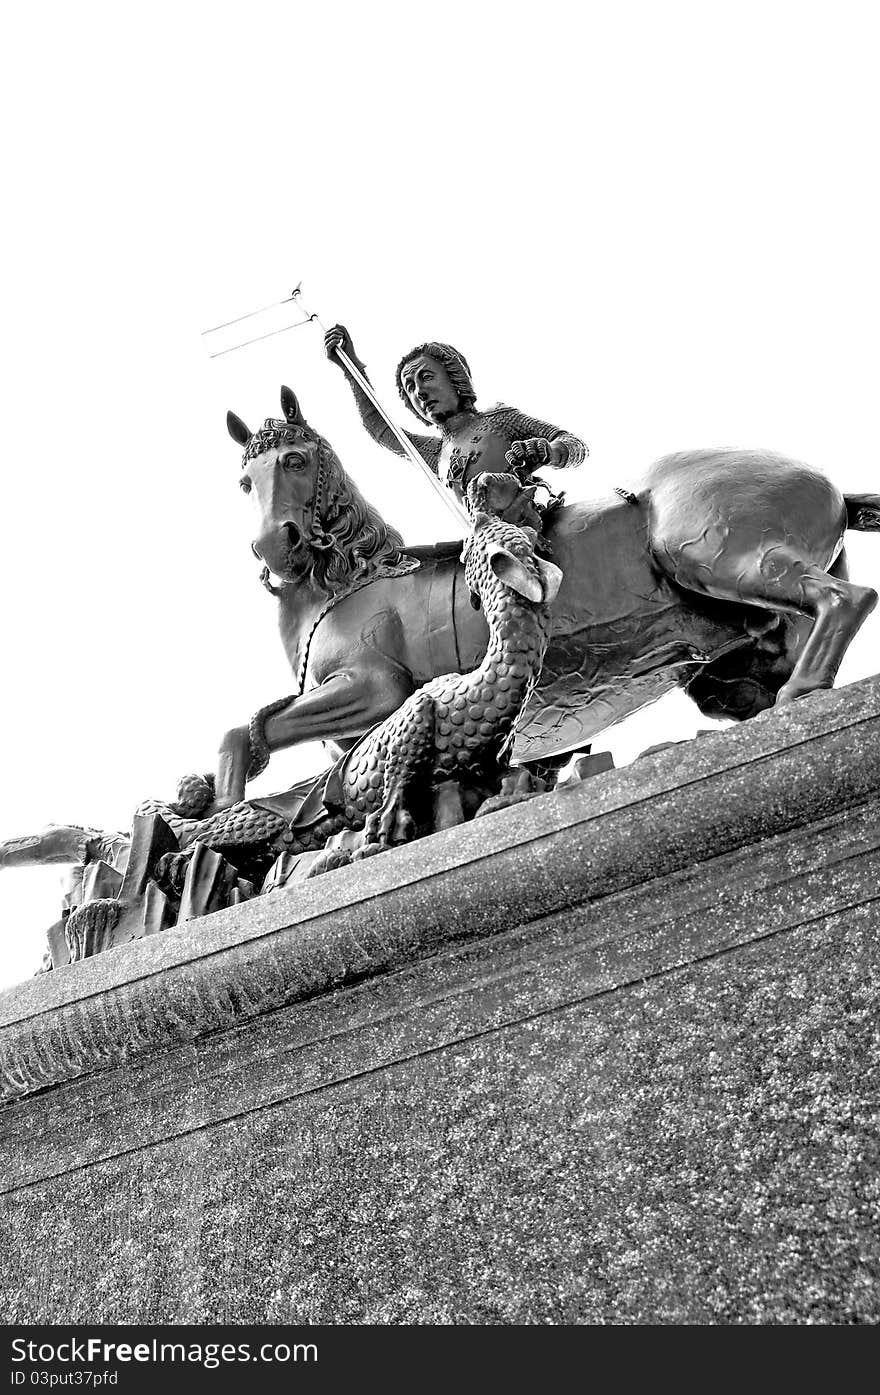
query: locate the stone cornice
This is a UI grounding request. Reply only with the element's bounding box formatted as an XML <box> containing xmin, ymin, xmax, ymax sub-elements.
<box><xmin>2</xmin><ymin>678</ymin><xmax>880</xmax><ymax>1103</ymax></box>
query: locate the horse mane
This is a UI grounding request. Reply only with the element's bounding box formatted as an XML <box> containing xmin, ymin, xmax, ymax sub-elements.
<box><xmin>310</xmin><ymin>434</ymin><xmax>409</xmax><ymax>590</ymax></box>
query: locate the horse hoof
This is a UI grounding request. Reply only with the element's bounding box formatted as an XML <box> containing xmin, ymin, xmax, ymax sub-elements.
<box><xmin>775</xmin><ymin>679</ymin><xmax>831</xmax><ymax>706</ymax></box>
<box><xmin>560</xmin><ymin>752</ymin><xmax>615</xmax><ymax>782</ymax></box>
<box><xmin>352</xmin><ymin>843</ymin><xmax>383</xmax><ymax>861</ymax></box>
<box><xmin>475</xmin><ymin>789</ymin><xmax>541</xmax><ymax>819</ymax></box>
<box><xmin>305</xmin><ymin>847</ymin><xmax>354</xmax><ymax>878</ymax></box>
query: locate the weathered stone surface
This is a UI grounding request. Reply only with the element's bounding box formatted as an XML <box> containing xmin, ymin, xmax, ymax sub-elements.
<box><xmin>2</xmin><ymin>677</ymin><xmax>880</xmax><ymax>1322</ymax></box>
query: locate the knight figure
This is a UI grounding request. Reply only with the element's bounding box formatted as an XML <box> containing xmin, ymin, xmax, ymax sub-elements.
<box><xmin>324</xmin><ymin>325</ymin><xmax>588</xmax><ymax>527</ymax></box>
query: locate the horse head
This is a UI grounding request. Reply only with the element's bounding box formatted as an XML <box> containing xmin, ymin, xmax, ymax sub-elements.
<box><xmin>228</xmin><ymin>387</ymin><xmax>407</xmax><ymax>593</ymax></box>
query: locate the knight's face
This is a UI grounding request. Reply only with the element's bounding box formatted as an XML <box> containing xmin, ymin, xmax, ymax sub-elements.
<box><xmin>400</xmin><ymin>355</ymin><xmax>460</xmax><ymax>423</ymax></box>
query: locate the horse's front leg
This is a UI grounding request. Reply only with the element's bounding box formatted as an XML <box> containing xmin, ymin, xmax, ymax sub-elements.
<box><xmin>214</xmin><ymin>666</ymin><xmax>414</xmax><ymax>809</ymax></box>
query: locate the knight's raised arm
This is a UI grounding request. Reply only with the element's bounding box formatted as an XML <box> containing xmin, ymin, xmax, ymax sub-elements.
<box><xmin>324</xmin><ymin>325</ymin><xmax>441</xmax><ymax>472</ymax></box>
<box><xmin>323</xmin><ymin>323</ymin><xmax>366</xmax><ymax>376</ymax></box>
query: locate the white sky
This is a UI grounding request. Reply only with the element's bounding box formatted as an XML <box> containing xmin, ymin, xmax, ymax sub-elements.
<box><xmin>2</xmin><ymin>1</ymin><xmax>879</xmax><ymax>988</ymax></box>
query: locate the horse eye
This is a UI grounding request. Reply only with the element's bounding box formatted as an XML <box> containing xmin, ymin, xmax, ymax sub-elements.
<box><xmin>239</xmin><ymin>476</ymin><xmax>251</xmax><ymax>493</ymax></box>
<box><xmin>281</xmin><ymin>453</ymin><xmax>306</xmax><ymax>470</ymax></box>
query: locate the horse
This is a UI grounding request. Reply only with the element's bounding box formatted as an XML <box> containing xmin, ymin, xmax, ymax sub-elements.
<box><xmin>223</xmin><ymin>387</ymin><xmax>880</xmax><ymax>791</ymax></box>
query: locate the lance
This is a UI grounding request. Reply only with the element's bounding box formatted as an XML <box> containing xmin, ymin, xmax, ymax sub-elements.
<box><xmin>203</xmin><ymin>283</ymin><xmax>314</xmax><ymax>358</ymax></box>
<box><xmin>202</xmin><ymin>285</ymin><xmax>471</xmax><ymax>533</ymax></box>
<box><xmin>201</xmin><ymin>290</ymin><xmax>301</xmax><ymax>337</ymax></box>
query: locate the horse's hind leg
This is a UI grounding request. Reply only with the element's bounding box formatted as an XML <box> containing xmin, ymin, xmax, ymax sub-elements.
<box><xmin>772</xmin><ymin>564</ymin><xmax>877</xmax><ymax>702</ymax></box>
<box><xmin>666</xmin><ymin>545</ymin><xmax>877</xmax><ymax>706</ymax></box>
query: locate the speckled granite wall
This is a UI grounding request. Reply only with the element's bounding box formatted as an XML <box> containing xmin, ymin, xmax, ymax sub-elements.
<box><xmin>2</xmin><ymin>680</ymin><xmax>879</xmax><ymax>1323</ymax></box>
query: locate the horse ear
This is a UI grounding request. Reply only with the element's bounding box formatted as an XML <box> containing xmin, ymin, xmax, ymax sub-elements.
<box><xmin>488</xmin><ymin>543</ymin><xmax>543</xmax><ymax>603</ymax></box>
<box><xmin>227</xmin><ymin>411</ymin><xmax>251</xmax><ymax>446</ymax></box>
<box><xmin>280</xmin><ymin>385</ymin><xmax>305</xmax><ymax>425</ymax></box>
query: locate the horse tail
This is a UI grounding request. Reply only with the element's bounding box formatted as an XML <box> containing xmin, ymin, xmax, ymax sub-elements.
<box><xmin>844</xmin><ymin>494</ymin><xmax>880</xmax><ymax>531</ymax></box>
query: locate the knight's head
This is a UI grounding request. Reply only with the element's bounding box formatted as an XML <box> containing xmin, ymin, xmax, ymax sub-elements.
<box><xmin>228</xmin><ymin>387</ymin><xmax>405</xmax><ymax>591</ymax></box>
<box><xmin>395</xmin><ymin>342</ymin><xmax>476</xmax><ymax>425</ymax></box>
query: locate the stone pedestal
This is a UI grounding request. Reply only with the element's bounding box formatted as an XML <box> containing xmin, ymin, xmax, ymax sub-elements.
<box><xmin>2</xmin><ymin>679</ymin><xmax>879</xmax><ymax>1323</ymax></box>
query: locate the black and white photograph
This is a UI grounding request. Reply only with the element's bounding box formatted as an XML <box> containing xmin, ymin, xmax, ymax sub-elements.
<box><xmin>1</xmin><ymin>0</ymin><xmax>879</xmax><ymax>1345</ymax></box>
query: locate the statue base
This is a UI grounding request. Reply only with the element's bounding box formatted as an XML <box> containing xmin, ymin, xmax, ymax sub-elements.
<box><xmin>2</xmin><ymin>677</ymin><xmax>880</xmax><ymax>1323</ymax></box>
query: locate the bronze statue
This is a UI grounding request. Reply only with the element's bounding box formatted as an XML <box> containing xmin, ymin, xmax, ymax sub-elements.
<box><xmin>0</xmin><ymin>475</ymin><xmax>563</xmax><ymax>957</ymax></box>
<box><xmin>7</xmin><ymin>383</ymin><xmax>880</xmax><ymax>966</ymax></box>
<box><xmin>210</xmin><ymin>388</ymin><xmax>880</xmax><ymax>810</ymax></box>
<box><xmin>323</xmin><ymin>325</ymin><xmax>587</xmax><ymax>515</ymax></box>
<box><xmin>149</xmin><ymin>473</ymin><xmax>561</xmax><ymax>870</ymax></box>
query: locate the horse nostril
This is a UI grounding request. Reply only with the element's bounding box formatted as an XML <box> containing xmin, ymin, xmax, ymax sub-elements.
<box><xmin>284</xmin><ymin>522</ymin><xmax>302</xmax><ymax>549</ymax></box>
